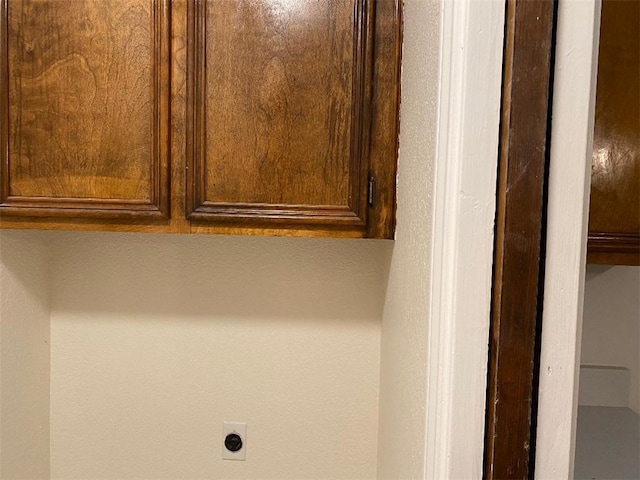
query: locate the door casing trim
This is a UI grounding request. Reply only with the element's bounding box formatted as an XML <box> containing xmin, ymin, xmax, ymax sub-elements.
<box><xmin>535</xmin><ymin>1</ymin><xmax>601</xmax><ymax>477</ymax></box>
<box><xmin>425</xmin><ymin>1</ymin><xmax>505</xmax><ymax>477</ymax></box>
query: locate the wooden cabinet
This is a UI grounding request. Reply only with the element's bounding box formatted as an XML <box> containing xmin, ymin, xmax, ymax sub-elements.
<box><xmin>1</xmin><ymin>0</ymin><xmax>171</xmax><ymax>219</ymax></box>
<box><xmin>0</xmin><ymin>0</ymin><xmax>401</xmax><ymax>238</ymax></box>
<box><xmin>587</xmin><ymin>0</ymin><xmax>640</xmax><ymax>265</ymax></box>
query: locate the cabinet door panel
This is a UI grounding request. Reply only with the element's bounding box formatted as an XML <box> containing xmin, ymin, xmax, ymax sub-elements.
<box><xmin>187</xmin><ymin>0</ymin><xmax>373</xmax><ymax>228</ymax></box>
<box><xmin>587</xmin><ymin>0</ymin><xmax>640</xmax><ymax>264</ymax></box>
<box><xmin>1</xmin><ymin>0</ymin><xmax>170</xmax><ymax>218</ymax></box>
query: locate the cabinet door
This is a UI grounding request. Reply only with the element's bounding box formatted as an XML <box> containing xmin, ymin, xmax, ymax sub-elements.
<box><xmin>186</xmin><ymin>0</ymin><xmax>400</xmax><ymax>237</ymax></box>
<box><xmin>587</xmin><ymin>0</ymin><xmax>640</xmax><ymax>264</ymax></box>
<box><xmin>0</xmin><ymin>0</ymin><xmax>170</xmax><ymax>218</ymax></box>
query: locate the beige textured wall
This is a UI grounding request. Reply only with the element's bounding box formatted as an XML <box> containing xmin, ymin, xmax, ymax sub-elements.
<box><xmin>581</xmin><ymin>265</ymin><xmax>640</xmax><ymax>413</ymax></box>
<box><xmin>48</xmin><ymin>231</ymin><xmax>390</xmax><ymax>479</ymax></box>
<box><xmin>377</xmin><ymin>0</ymin><xmax>441</xmax><ymax>477</ymax></box>
<box><xmin>0</xmin><ymin>230</ymin><xmax>51</xmax><ymax>479</ymax></box>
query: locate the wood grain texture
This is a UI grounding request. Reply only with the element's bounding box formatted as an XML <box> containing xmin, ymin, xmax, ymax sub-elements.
<box><xmin>1</xmin><ymin>0</ymin><xmax>401</xmax><ymax>238</ymax></box>
<box><xmin>587</xmin><ymin>0</ymin><xmax>640</xmax><ymax>265</ymax></box>
<box><xmin>366</xmin><ymin>0</ymin><xmax>401</xmax><ymax>239</ymax></box>
<box><xmin>0</xmin><ymin>0</ymin><xmax>170</xmax><ymax>218</ymax></box>
<box><xmin>186</xmin><ymin>0</ymin><xmax>390</xmax><ymax>234</ymax></box>
<box><xmin>167</xmin><ymin>0</ymin><xmax>190</xmax><ymax>232</ymax></box>
<box><xmin>484</xmin><ymin>0</ymin><xmax>556</xmax><ymax>478</ymax></box>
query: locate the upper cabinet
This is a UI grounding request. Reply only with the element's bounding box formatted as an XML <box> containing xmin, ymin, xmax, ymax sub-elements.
<box><xmin>0</xmin><ymin>0</ymin><xmax>402</xmax><ymax>238</ymax></box>
<box><xmin>587</xmin><ymin>0</ymin><xmax>640</xmax><ymax>265</ymax></box>
<box><xmin>1</xmin><ymin>0</ymin><xmax>171</xmax><ymax>218</ymax></box>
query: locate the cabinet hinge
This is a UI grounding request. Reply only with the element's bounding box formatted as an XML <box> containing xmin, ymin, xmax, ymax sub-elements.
<box><xmin>368</xmin><ymin>175</ymin><xmax>376</xmax><ymax>208</ymax></box>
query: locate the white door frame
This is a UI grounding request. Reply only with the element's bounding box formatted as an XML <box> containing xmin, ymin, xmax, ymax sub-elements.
<box><xmin>535</xmin><ymin>1</ymin><xmax>601</xmax><ymax>478</ymax></box>
<box><xmin>427</xmin><ymin>0</ymin><xmax>602</xmax><ymax>477</ymax></box>
<box><xmin>426</xmin><ymin>1</ymin><xmax>505</xmax><ymax>477</ymax></box>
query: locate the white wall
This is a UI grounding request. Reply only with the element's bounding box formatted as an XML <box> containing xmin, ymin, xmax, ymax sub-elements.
<box><xmin>377</xmin><ymin>0</ymin><xmax>440</xmax><ymax>477</ymax></box>
<box><xmin>0</xmin><ymin>230</ymin><xmax>51</xmax><ymax>479</ymax></box>
<box><xmin>580</xmin><ymin>265</ymin><xmax>640</xmax><ymax>413</ymax></box>
<box><xmin>48</xmin><ymin>231</ymin><xmax>390</xmax><ymax>479</ymax></box>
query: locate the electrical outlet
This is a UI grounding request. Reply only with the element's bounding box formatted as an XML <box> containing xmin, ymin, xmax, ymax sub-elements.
<box><xmin>222</xmin><ymin>421</ymin><xmax>246</xmax><ymax>461</ymax></box>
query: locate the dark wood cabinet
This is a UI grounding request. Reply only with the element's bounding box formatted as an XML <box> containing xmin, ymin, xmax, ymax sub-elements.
<box><xmin>1</xmin><ymin>0</ymin><xmax>171</xmax><ymax>218</ymax></box>
<box><xmin>0</xmin><ymin>0</ymin><xmax>401</xmax><ymax>238</ymax></box>
<box><xmin>587</xmin><ymin>0</ymin><xmax>640</xmax><ymax>265</ymax></box>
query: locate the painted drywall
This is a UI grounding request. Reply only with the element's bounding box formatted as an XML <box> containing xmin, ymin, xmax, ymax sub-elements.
<box><xmin>376</xmin><ymin>0</ymin><xmax>440</xmax><ymax>478</ymax></box>
<box><xmin>0</xmin><ymin>230</ymin><xmax>51</xmax><ymax>479</ymax></box>
<box><xmin>580</xmin><ymin>265</ymin><xmax>640</xmax><ymax>413</ymax></box>
<box><xmin>48</xmin><ymin>231</ymin><xmax>390</xmax><ymax>479</ymax></box>
<box><xmin>579</xmin><ymin>365</ymin><xmax>631</xmax><ymax>408</ymax></box>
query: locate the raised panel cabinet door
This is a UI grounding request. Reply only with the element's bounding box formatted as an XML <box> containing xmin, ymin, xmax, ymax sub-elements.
<box><xmin>186</xmin><ymin>0</ymin><xmax>401</xmax><ymax>237</ymax></box>
<box><xmin>0</xmin><ymin>0</ymin><xmax>171</xmax><ymax>218</ymax></box>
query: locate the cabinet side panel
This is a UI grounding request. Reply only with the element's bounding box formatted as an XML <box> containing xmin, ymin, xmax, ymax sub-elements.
<box><xmin>1</xmin><ymin>0</ymin><xmax>169</xmax><ymax>217</ymax></box>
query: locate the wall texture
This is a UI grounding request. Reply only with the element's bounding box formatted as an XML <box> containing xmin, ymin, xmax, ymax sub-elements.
<box><xmin>581</xmin><ymin>265</ymin><xmax>640</xmax><ymax>413</ymax></box>
<box><xmin>0</xmin><ymin>230</ymin><xmax>51</xmax><ymax>479</ymax></box>
<box><xmin>48</xmin><ymin>231</ymin><xmax>391</xmax><ymax>479</ymax></box>
<box><xmin>376</xmin><ymin>0</ymin><xmax>440</xmax><ymax>477</ymax></box>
